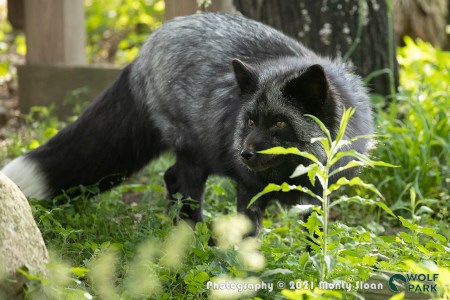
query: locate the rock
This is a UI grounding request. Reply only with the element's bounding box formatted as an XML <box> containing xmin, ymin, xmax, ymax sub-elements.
<box><xmin>0</xmin><ymin>172</ymin><xmax>48</xmax><ymax>299</ymax></box>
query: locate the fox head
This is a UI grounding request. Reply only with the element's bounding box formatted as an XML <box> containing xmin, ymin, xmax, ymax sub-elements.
<box><xmin>232</xmin><ymin>58</ymin><xmax>338</xmax><ymax>177</ymax></box>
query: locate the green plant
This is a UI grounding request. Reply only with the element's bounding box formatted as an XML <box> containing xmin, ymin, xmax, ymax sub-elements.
<box><xmin>85</xmin><ymin>0</ymin><xmax>164</xmax><ymax>65</ymax></box>
<box><xmin>1</xmin><ymin>31</ymin><xmax>449</xmax><ymax>299</ymax></box>
<box><xmin>0</xmin><ymin>4</ymin><xmax>26</xmax><ymax>83</ymax></box>
<box><xmin>368</xmin><ymin>37</ymin><xmax>450</xmax><ymax>217</ymax></box>
<box><xmin>248</xmin><ymin>103</ymin><xmax>449</xmax><ymax>299</ymax></box>
<box><xmin>248</xmin><ymin>108</ymin><xmax>396</xmax><ymax>286</ymax></box>
<box><xmin>4</xmin><ymin>94</ymin><xmax>447</xmax><ymax>299</ymax></box>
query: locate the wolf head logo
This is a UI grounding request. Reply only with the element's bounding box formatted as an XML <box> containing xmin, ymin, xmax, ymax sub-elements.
<box><xmin>388</xmin><ymin>274</ymin><xmax>407</xmax><ymax>292</ymax></box>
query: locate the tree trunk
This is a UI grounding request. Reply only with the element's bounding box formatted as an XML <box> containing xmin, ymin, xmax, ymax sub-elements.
<box><xmin>234</xmin><ymin>0</ymin><xmax>399</xmax><ymax>97</ymax></box>
<box><xmin>393</xmin><ymin>0</ymin><xmax>448</xmax><ymax>48</ymax></box>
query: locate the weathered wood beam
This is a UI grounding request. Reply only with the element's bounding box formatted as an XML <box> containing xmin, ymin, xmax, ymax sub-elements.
<box><xmin>24</xmin><ymin>0</ymin><xmax>85</xmax><ymax>65</ymax></box>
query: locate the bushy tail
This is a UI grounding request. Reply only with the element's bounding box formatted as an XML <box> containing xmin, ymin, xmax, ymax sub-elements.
<box><xmin>1</xmin><ymin>64</ymin><xmax>165</xmax><ymax>199</ymax></box>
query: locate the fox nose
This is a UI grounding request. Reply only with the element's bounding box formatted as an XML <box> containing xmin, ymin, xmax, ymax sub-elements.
<box><xmin>240</xmin><ymin>148</ymin><xmax>255</xmax><ymax>160</ymax></box>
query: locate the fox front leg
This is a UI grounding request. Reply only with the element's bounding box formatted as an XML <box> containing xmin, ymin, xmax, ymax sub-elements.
<box><xmin>163</xmin><ymin>154</ymin><xmax>209</xmax><ymax>224</ymax></box>
<box><xmin>236</xmin><ymin>184</ymin><xmax>269</xmax><ymax>237</ymax></box>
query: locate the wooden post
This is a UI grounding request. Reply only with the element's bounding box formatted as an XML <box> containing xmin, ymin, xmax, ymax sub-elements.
<box><xmin>164</xmin><ymin>0</ymin><xmax>237</xmax><ymax>21</ymax></box>
<box><xmin>164</xmin><ymin>0</ymin><xmax>197</xmax><ymax>21</ymax></box>
<box><xmin>18</xmin><ymin>0</ymin><xmax>116</xmax><ymax>119</ymax></box>
<box><xmin>24</xmin><ymin>0</ymin><xmax>85</xmax><ymax>65</ymax></box>
<box><xmin>7</xmin><ymin>0</ymin><xmax>25</xmax><ymax>30</ymax></box>
<box><xmin>208</xmin><ymin>0</ymin><xmax>237</xmax><ymax>14</ymax></box>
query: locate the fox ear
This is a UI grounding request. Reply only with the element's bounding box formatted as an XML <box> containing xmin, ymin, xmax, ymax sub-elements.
<box><xmin>282</xmin><ymin>64</ymin><xmax>329</xmax><ymax>113</ymax></box>
<box><xmin>232</xmin><ymin>59</ymin><xmax>258</xmax><ymax>94</ymax></box>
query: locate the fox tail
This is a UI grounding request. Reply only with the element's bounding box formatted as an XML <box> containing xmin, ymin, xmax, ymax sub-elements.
<box><xmin>1</xmin><ymin>64</ymin><xmax>165</xmax><ymax>199</ymax></box>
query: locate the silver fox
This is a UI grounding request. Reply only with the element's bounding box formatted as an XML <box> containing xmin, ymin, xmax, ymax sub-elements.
<box><xmin>2</xmin><ymin>13</ymin><xmax>373</xmax><ymax>235</ymax></box>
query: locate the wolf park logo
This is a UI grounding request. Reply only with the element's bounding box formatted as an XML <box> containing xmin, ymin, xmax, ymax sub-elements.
<box><xmin>388</xmin><ymin>273</ymin><xmax>438</xmax><ymax>293</ymax></box>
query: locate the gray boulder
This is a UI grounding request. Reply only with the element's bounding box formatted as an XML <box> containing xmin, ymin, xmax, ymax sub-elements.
<box><xmin>0</xmin><ymin>172</ymin><xmax>48</xmax><ymax>299</ymax></box>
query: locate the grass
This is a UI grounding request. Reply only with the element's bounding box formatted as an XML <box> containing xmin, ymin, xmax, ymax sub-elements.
<box><xmin>0</xmin><ymin>38</ymin><xmax>449</xmax><ymax>299</ymax></box>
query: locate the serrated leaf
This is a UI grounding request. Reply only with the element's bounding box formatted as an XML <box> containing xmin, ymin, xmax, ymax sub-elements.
<box><xmin>290</xmin><ymin>164</ymin><xmax>313</xmax><ymax>178</ymax></box>
<box><xmin>293</xmin><ymin>185</ymin><xmax>323</xmax><ymax>202</ymax></box>
<box><xmin>307</xmin><ymin>167</ymin><xmax>317</xmax><ymax>186</ymax></box>
<box><xmin>327</xmin><ymin>177</ymin><xmax>383</xmax><ymax>199</ymax></box>
<box><xmin>304</xmin><ymin>239</ymin><xmax>321</xmax><ymax>253</ymax></box>
<box><xmin>280</xmin><ymin>182</ymin><xmax>292</xmax><ymax>192</ymax></box>
<box><xmin>303</xmin><ymin>212</ymin><xmax>323</xmax><ymax>235</ymax></box>
<box><xmin>328</xmin><ymin>150</ymin><xmax>369</xmax><ymax>167</ymax></box>
<box><xmin>329</xmin><ymin>160</ymin><xmax>365</xmax><ymax>177</ymax></box>
<box><xmin>258</xmin><ymin>146</ymin><xmax>301</xmax><ymax>155</ymax></box>
<box><xmin>329</xmin><ymin>195</ymin><xmax>370</xmax><ymax>208</ymax></box>
<box><xmin>331</xmin><ymin>148</ymin><xmax>397</xmax><ymax>169</ymax></box>
<box><xmin>247</xmin><ymin>183</ymin><xmax>280</xmax><ymax>208</ymax></box>
<box><xmin>248</xmin><ymin>182</ymin><xmax>322</xmax><ymax>208</ymax></box>
<box><xmin>258</xmin><ymin>147</ymin><xmax>322</xmax><ymax>165</ymax></box>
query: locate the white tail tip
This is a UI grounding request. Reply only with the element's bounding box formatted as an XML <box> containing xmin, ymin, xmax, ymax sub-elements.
<box><xmin>1</xmin><ymin>156</ymin><xmax>50</xmax><ymax>199</ymax></box>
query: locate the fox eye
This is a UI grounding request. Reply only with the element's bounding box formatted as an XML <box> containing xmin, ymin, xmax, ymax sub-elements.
<box><xmin>247</xmin><ymin>119</ymin><xmax>255</xmax><ymax>127</ymax></box>
<box><xmin>275</xmin><ymin>121</ymin><xmax>286</xmax><ymax>128</ymax></box>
